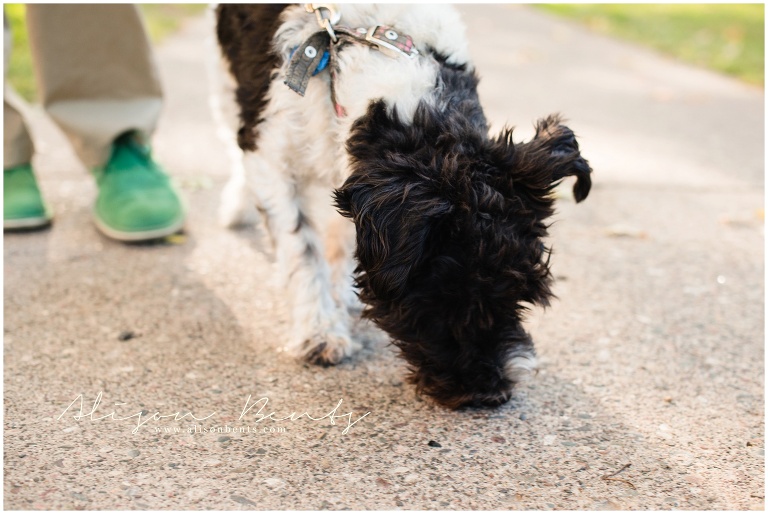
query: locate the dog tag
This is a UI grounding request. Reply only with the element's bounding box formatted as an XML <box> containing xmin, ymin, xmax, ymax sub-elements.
<box><xmin>285</xmin><ymin>31</ymin><xmax>331</xmax><ymax>96</ymax></box>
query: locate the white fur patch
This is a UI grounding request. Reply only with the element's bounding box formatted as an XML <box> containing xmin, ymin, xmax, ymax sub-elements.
<box><xmin>504</xmin><ymin>351</ymin><xmax>538</xmax><ymax>383</ymax></box>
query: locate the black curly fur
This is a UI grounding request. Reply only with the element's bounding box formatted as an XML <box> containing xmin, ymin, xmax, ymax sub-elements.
<box><xmin>335</xmin><ymin>64</ymin><xmax>592</xmax><ymax>409</ymax></box>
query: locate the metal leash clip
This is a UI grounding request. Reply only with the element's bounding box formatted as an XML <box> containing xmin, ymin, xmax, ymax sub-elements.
<box><xmin>305</xmin><ymin>3</ymin><xmax>341</xmax><ymax>42</ymax></box>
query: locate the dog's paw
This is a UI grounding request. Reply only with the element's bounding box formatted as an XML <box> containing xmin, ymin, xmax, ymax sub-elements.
<box><xmin>298</xmin><ymin>330</ymin><xmax>362</xmax><ymax>366</ymax></box>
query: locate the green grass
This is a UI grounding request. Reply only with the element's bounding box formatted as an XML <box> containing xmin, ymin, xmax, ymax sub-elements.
<box><xmin>4</xmin><ymin>4</ymin><xmax>208</xmax><ymax>103</ymax></box>
<box><xmin>138</xmin><ymin>4</ymin><xmax>207</xmax><ymax>43</ymax></box>
<box><xmin>537</xmin><ymin>4</ymin><xmax>764</xmax><ymax>86</ymax></box>
<box><xmin>5</xmin><ymin>4</ymin><xmax>36</xmax><ymax>102</ymax></box>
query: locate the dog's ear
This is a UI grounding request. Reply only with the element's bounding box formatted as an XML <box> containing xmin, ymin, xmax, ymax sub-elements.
<box><xmin>335</xmin><ymin>174</ymin><xmax>452</xmax><ymax>301</ymax></box>
<box><xmin>535</xmin><ymin>116</ymin><xmax>592</xmax><ymax>203</ymax></box>
<box><xmin>490</xmin><ymin>115</ymin><xmax>592</xmax><ymax>204</ymax></box>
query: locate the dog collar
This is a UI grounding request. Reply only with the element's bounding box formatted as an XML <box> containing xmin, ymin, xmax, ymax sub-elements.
<box><xmin>301</xmin><ymin>3</ymin><xmax>418</xmax><ymax>60</ymax></box>
<box><xmin>288</xmin><ymin>22</ymin><xmax>416</xmax><ymax>78</ymax></box>
<box><xmin>284</xmin><ymin>4</ymin><xmax>419</xmax><ymax>117</ymax></box>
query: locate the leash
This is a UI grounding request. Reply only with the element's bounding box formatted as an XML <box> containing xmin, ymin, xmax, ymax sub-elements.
<box><xmin>284</xmin><ymin>4</ymin><xmax>419</xmax><ymax>117</ymax></box>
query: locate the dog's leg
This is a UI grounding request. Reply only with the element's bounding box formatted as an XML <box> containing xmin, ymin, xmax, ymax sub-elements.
<box><xmin>289</xmin><ymin>184</ymin><xmax>361</xmax><ymax>364</ymax></box>
<box><xmin>324</xmin><ymin>213</ymin><xmax>363</xmax><ymax>316</ymax></box>
<box><xmin>206</xmin><ymin>26</ymin><xmax>262</xmax><ymax>229</ymax></box>
<box><xmin>219</xmin><ymin>152</ymin><xmax>263</xmax><ymax>229</ymax></box>
<box><xmin>246</xmin><ymin>152</ymin><xmax>359</xmax><ymax>365</ymax></box>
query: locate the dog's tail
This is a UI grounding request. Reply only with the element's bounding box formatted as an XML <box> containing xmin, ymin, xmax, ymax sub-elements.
<box><xmin>536</xmin><ymin>115</ymin><xmax>592</xmax><ymax>203</ymax></box>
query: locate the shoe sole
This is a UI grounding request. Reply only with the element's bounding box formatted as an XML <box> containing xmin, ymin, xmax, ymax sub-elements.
<box><xmin>93</xmin><ymin>214</ymin><xmax>186</xmax><ymax>242</ymax></box>
<box><xmin>4</xmin><ymin>214</ymin><xmax>52</xmax><ymax>230</ymax></box>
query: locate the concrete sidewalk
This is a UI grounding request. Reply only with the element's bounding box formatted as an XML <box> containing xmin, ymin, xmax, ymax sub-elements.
<box><xmin>4</xmin><ymin>5</ymin><xmax>764</xmax><ymax>510</ymax></box>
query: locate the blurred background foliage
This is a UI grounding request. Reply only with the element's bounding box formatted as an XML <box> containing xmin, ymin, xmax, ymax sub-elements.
<box><xmin>4</xmin><ymin>3</ymin><xmax>764</xmax><ymax>104</ymax></box>
<box><xmin>5</xmin><ymin>4</ymin><xmax>35</xmax><ymax>102</ymax></box>
<box><xmin>537</xmin><ymin>4</ymin><xmax>764</xmax><ymax>86</ymax></box>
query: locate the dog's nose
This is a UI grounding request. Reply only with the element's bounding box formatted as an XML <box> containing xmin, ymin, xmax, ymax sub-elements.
<box><xmin>468</xmin><ymin>388</ymin><xmax>512</xmax><ymax>408</ymax></box>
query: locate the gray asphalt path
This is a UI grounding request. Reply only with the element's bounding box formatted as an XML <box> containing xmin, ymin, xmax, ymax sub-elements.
<box><xmin>4</xmin><ymin>6</ymin><xmax>764</xmax><ymax>510</ymax></box>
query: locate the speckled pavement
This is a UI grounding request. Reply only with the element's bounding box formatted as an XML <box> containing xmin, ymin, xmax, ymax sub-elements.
<box><xmin>4</xmin><ymin>5</ymin><xmax>764</xmax><ymax>510</ymax></box>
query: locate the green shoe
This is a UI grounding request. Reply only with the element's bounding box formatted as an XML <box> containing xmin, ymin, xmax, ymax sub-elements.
<box><xmin>93</xmin><ymin>132</ymin><xmax>185</xmax><ymax>242</ymax></box>
<box><xmin>4</xmin><ymin>163</ymin><xmax>52</xmax><ymax>230</ymax></box>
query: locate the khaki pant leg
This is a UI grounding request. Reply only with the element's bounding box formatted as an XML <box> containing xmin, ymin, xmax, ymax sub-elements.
<box><xmin>26</xmin><ymin>4</ymin><xmax>163</xmax><ymax>168</ymax></box>
<box><xmin>4</xmin><ymin>12</ymin><xmax>34</xmax><ymax>168</ymax></box>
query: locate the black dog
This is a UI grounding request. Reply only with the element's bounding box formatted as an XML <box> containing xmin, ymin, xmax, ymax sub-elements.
<box><xmin>335</xmin><ymin>97</ymin><xmax>591</xmax><ymax>408</ymax></box>
<box><xmin>215</xmin><ymin>4</ymin><xmax>591</xmax><ymax>409</ymax></box>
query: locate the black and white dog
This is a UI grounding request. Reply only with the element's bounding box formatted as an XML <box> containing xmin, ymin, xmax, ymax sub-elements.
<box><xmin>213</xmin><ymin>4</ymin><xmax>591</xmax><ymax>408</ymax></box>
